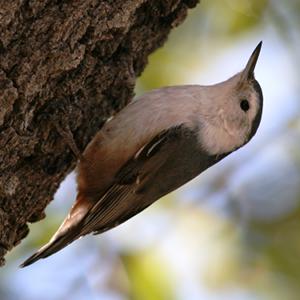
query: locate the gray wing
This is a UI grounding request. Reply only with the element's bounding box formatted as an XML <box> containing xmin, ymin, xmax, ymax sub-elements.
<box><xmin>80</xmin><ymin>124</ymin><xmax>220</xmax><ymax>236</ymax></box>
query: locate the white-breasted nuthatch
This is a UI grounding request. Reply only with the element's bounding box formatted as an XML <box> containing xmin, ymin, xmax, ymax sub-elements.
<box><xmin>21</xmin><ymin>42</ymin><xmax>263</xmax><ymax>267</ymax></box>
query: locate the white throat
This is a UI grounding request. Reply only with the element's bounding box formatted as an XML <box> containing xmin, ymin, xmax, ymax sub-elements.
<box><xmin>199</xmin><ymin>122</ymin><xmax>247</xmax><ymax>155</ymax></box>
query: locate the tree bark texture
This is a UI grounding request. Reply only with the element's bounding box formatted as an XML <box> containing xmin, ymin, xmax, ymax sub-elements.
<box><xmin>0</xmin><ymin>0</ymin><xmax>199</xmax><ymax>265</ymax></box>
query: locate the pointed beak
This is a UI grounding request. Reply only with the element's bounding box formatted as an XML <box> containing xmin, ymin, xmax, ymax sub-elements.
<box><xmin>240</xmin><ymin>41</ymin><xmax>262</xmax><ymax>82</ymax></box>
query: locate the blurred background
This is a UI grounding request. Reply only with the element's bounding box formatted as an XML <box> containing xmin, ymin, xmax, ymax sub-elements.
<box><xmin>1</xmin><ymin>0</ymin><xmax>300</xmax><ymax>299</ymax></box>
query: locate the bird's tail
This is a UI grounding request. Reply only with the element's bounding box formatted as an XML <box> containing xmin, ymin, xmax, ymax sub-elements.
<box><xmin>20</xmin><ymin>225</ymin><xmax>80</xmax><ymax>268</ymax></box>
<box><xmin>20</xmin><ymin>194</ymin><xmax>91</xmax><ymax>268</ymax></box>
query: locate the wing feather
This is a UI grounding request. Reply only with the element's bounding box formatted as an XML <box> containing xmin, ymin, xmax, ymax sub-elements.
<box><xmin>79</xmin><ymin>125</ymin><xmax>189</xmax><ymax>235</ymax></box>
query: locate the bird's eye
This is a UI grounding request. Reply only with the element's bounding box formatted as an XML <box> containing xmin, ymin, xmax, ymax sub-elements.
<box><xmin>240</xmin><ymin>99</ymin><xmax>250</xmax><ymax>112</ymax></box>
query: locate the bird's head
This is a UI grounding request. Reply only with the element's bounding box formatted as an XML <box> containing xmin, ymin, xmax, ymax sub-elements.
<box><xmin>200</xmin><ymin>42</ymin><xmax>263</xmax><ymax>155</ymax></box>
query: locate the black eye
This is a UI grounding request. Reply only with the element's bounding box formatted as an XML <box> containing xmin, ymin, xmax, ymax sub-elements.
<box><xmin>240</xmin><ymin>99</ymin><xmax>250</xmax><ymax>112</ymax></box>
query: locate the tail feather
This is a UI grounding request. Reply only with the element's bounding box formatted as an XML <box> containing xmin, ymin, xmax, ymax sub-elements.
<box><xmin>20</xmin><ymin>194</ymin><xmax>92</xmax><ymax>267</ymax></box>
<box><xmin>20</xmin><ymin>227</ymin><xmax>80</xmax><ymax>268</ymax></box>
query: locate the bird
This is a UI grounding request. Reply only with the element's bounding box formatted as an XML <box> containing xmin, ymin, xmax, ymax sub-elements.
<box><xmin>21</xmin><ymin>42</ymin><xmax>263</xmax><ymax>267</ymax></box>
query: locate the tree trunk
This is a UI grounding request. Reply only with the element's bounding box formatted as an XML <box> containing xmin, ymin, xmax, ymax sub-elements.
<box><xmin>0</xmin><ymin>0</ymin><xmax>199</xmax><ymax>265</ymax></box>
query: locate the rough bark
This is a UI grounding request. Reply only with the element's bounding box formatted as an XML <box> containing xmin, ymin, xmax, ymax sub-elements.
<box><xmin>0</xmin><ymin>0</ymin><xmax>199</xmax><ymax>265</ymax></box>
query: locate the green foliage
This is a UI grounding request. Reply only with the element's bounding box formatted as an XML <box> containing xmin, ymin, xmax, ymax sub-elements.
<box><xmin>122</xmin><ymin>251</ymin><xmax>174</xmax><ymax>300</ymax></box>
<box><xmin>209</xmin><ymin>0</ymin><xmax>268</xmax><ymax>35</ymax></box>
